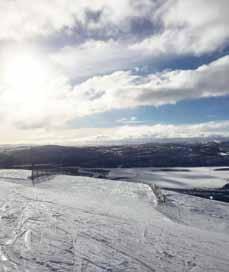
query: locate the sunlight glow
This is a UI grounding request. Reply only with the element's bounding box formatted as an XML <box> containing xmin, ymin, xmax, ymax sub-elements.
<box><xmin>4</xmin><ymin>53</ymin><xmax>48</xmax><ymax>91</ymax></box>
<box><xmin>1</xmin><ymin>51</ymin><xmax>53</xmax><ymax>113</ymax></box>
<box><xmin>0</xmin><ymin>50</ymin><xmax>71</xmax><ymax>128</ymax></box>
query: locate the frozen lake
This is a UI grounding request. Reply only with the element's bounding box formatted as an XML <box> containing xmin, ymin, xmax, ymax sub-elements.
<box><xmin>108</xmin><ymin>166</ymin><xmax>229</xmax><ymax>188</ymax></box>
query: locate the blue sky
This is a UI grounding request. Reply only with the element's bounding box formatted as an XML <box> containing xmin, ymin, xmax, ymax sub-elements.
<box><xmin>0</xmin><ymin>0</ymin><xmax>228</xmax><ymax>144</ymax></box>
<box><xmin>71</xmin><ymin>95</ymin><xmax>229</xmax><ymax>128</ymax></box>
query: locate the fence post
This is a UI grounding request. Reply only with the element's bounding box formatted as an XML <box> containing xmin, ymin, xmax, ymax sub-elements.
<box><xmin>31</xmin><ymin>147</ymin><xmax>35</xmax><ymax>186</ymax></box>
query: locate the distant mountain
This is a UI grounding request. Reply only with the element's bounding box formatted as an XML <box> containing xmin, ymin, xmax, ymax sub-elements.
<box><xmin>0</xmin><ymin>140</ymin><xmax>229</xmax><ymax>168</ymax></box>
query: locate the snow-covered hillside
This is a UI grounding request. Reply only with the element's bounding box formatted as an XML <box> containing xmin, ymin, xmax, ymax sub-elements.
<box><xmin>0</xmin><ymin>170</ymin><xmax>229</xmax><ymax>271</ymax></box>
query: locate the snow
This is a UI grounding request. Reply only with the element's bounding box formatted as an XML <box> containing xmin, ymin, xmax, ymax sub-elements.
<box><xmin>108</xmin><ymin>167</ymin><xmax>229</xmax><ymax>188</ymax></box>
<box><xmin>0</xmin><ymin>170</ymin><xmax>229</xmax><ymax>271</ymax></box>
<box><xmin>0</xmin><ymin>169</ymin><xmax>30</xmax><ymax>180</ymax></box>
<box><xmin>158</xmin><ymin>190</ymin><xmax>229</xmax><ymax>234</ymax></box>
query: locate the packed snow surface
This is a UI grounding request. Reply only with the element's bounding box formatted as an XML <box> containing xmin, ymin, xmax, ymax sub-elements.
<box><xmin>0</xmin><ymin>170</ymin><xmax>229</xmax><ymax>271</ymax></box>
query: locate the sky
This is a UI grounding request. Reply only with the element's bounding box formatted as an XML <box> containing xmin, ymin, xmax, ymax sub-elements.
<box><xmin>0</xmin><ymin>0</ymin><xmax>229</xmax><ymax>145</ymax></box>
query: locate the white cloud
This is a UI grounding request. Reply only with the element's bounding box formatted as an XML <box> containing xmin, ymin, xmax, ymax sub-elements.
<box><xmin>0</xmin><ymin>0</ymin><xmax>228</xmax><ymax>57</ymax></box>
<box><xmin>0</xmin><ymin>0</ymin><xmax>153</xmax><ymax>41</ymax></box>
<box><xmin>116</xmin><ymin>116</ymin><xmax>144</xmax><ymax>125</ymax></box>
<box><xmin>0</xmin><ymin>0</ymin><xmax>78</xmax><ymax>40</ymax></box>
<box><xmin>95</xmin><ymin>121</ymin><xmax>229</xmax><ymax>144</ymax></box>
<box><xmin>0</xmin><ymin>0</ymin><xmax>228</xmax><ymax>84</ymax></box>
<box><xmin>133</xmin><ymin>0</ymin><xmax>229</xmax><ymax>55</ymax></box>
<box><xmin>3</xmin><ymin>121</ymin><xmax>229</xmax><ymax>145</ymax></box>
<box><xmin>50</xmin><ymin>40</ymin><xmax>148</xmax><ymax>81</ymax></box>
<box><xmin>0</xmin><ymin>0</ymin><xmax>228</xmax><ymax>144</ymax></box>
<box><xmin>48</xmin><ymin>0</ymin><xmax>229</xmax><ymax>83</ymax></box>
<box><xmin>0</xmin><ymin>53</ymin><xmax>228</xmax><ymax>131</ymax></box>
<box><xmin>70</xmin><ymin>55</ymin><xmax>229</xmax><ymax>116</ymax></box>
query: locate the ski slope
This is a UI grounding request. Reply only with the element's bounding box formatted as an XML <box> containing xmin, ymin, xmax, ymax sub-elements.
<box><xmin>0</xmin><ymin>170</ymin><xmax>229</xmax><ymax>271</ymax></box>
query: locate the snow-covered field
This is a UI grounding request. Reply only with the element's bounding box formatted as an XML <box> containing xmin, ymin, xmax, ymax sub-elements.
<box><xmin>0</xmin><ymin>170</ymin><xmax>229</xmax><ymax>271</ymax></box>
<box><xmin>0</xmin><ymin>169</ymin><xmax>30</xmax><ymax>180</ymax></box>
<box><xmin>108</xmin><ymin>167</ymin><xmax>229</xmax><ymax>188</ymax></box>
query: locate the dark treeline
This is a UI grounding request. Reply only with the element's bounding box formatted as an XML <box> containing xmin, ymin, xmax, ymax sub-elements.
<box><xmin>0</xmin><ymin>141</ymin><xmax>229</xmax><ymax>169</ymax></box>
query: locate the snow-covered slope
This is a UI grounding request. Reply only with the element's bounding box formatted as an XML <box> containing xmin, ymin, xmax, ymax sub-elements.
<box><xmin>0</xmin><ymin>171</ymin><xmax>229</xmax><ymax>271</ymax></box>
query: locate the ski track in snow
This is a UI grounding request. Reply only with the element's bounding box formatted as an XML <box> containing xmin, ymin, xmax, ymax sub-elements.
<box><xmin>0</xmin><ymin>171</ymin><xmax>228</xmax><ymax>271</ymax></box>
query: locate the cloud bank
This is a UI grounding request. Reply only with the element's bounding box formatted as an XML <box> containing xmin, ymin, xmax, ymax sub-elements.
<box><xmin>0</xmin><ymin>0</ymin><xmax>228</xmax><ymax>144</ymax></box>
<box><xmin>71</xmin><ymin>55</ymin><xmax>229</xmax><ymax>116</ymax></box>
<box><xmin>3</xmin><ymin>121</ymin><xmax>229</xmax><ymax>145</ymax></box>
<box><xmin>1</xmin><ymin>54</ymin><xmax>228</xmax><ymax>130</ymax></box>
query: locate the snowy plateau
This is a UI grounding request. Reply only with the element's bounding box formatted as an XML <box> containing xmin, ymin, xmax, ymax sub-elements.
<box><xmin>0</xmin><ymin>168</ymin><xmax>229</xmax><ymax>271</ymax></box>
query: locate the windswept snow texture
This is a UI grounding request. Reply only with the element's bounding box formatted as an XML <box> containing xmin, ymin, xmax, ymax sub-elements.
<box><xmin>0</xmin><ymin>171</ymin><xmax>229</xmax><ymax>271</ymax></box>
<box><xmin>108</xmin><ymin>167</ymin><xmax>229</xmax><ymax>188</ymax></box>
